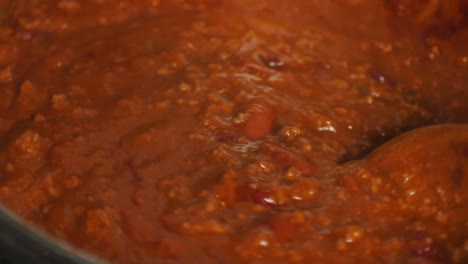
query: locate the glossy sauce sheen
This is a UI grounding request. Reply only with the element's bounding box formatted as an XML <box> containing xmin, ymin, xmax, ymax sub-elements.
<box><xmin>0</xmin><ymin>0</ymin><xmax>467</xmax><ymax>263</ymax></box>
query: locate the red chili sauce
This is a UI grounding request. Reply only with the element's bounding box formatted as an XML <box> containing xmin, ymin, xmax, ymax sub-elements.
<box><xmin>0</xmin><ymin>0</ymin><xmax>467</xmax><ymax>263</ymax></box>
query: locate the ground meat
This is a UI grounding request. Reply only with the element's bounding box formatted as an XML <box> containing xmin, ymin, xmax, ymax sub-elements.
<box><xmin>0</xmin><ymin>0</ymin><xmax>467</xmax><ymax>264</ymax></box>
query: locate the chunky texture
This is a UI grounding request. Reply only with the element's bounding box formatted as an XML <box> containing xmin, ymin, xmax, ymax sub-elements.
<box><xmin>0</xmin><ymin>0</ymin><xmax>467</xmax><ymax>263</ymax></box>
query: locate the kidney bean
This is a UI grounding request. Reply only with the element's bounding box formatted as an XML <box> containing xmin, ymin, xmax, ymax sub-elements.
<box><xmin>407</xmin><ymin>231</ymin><xmax>451</xmax><ymax>263</ymax></box>
<box><xmin>251</xmin><ymin>189</ymin><xmax>279</xmax><ymax>206</ymax></box>
<box><xmin>238</xmin><ymin>100</ymin><xmax>276</xmax><ymax>140</ymax></box>
<box><xmin>217</xmin><ymin>131</ymin><xmax>240</xmax><ymax>144</ymax></box>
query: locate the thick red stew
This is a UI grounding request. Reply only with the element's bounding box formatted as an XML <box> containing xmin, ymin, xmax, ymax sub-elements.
<box><xmin>0</xmin><ymin>0</ymin><xmax>467</xmax><ymax>263</ymax></box>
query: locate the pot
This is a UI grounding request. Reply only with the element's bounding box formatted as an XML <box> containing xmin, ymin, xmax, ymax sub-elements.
<box><xmin>0</xmin><ymin>204</ymin><xmax>101</xmax><ymax>264</ymax></box>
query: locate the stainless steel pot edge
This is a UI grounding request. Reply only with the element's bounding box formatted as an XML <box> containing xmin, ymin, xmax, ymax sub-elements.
<box><xmin>0</xmin><ymin>204</ymin><xmax>105</xmax><ymax>264</ymax></box>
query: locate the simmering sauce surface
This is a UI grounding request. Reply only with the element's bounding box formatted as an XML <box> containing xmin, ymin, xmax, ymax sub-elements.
<box><xmin>0</xmin><ymin>0</ymin><xmax>467</xmax><ymax>263</ymax></box>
